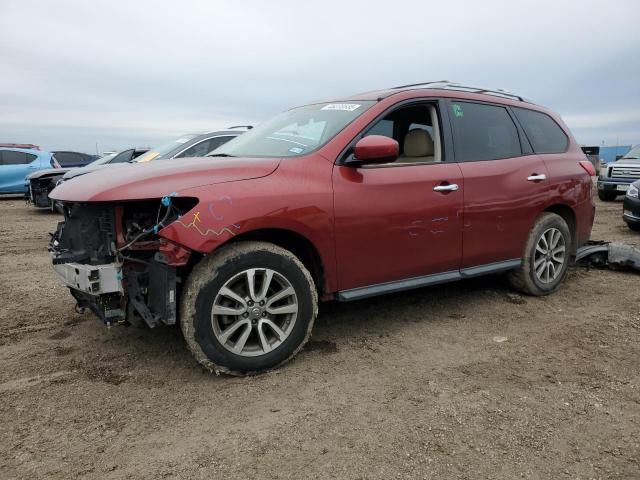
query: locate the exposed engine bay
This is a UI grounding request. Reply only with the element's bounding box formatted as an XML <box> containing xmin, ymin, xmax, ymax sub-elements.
<box><xmin>49</xmin><ymin>197</ymin><xmax>197</xmax><ymax>328</ymax></box>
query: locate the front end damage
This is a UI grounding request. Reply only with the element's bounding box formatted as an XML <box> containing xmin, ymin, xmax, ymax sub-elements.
<box><xmin>27</xmin><ymin>174</ymin><xmax>65</xmax><ymax>208</ymax></box>
<box><xmin>49</xmin><ymin>197</ymin><xmax>197</xmax><ymax>327</ymax></box>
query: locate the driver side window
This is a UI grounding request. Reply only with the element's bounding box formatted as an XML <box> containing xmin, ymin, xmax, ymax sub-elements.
<box><xmin>362</xmin><ymin>104</ymin><xmax>442</xmax><ymax>164</ymax></box>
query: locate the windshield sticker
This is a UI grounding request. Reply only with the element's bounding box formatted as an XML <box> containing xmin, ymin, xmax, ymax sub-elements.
<box><xmin>321</xmin><ymin>103</ymin><xmax>361</xmax><ymax>112</ymax></box>
<box><xmin>452</xmin><ymin>104</ymin><xmax>464</xmax><ymax>118</ymax></box>
<box><xmin>289</xmin><ymin>147</ymin><xmax>304</xmax><ymax>154</ymax></box>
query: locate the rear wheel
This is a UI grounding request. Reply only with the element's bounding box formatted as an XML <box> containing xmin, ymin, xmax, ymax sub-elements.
<box><xmin>508</xmin><ymin>212</ymin><xmax>571</xmax><ymax>296</ymax></box>
<box><xmin>180</xmin><ymin>241</ymin><xmax>317</xmax><ymax>375</ymax></box>
<box><xmin>598</xmin><ymin>191</ymin><xmax>618</xmax><ymax>201</ymax></box>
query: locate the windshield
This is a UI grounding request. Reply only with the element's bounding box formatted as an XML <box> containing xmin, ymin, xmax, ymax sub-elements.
<box><xmin>135</xmin><ymin>134</ymin><xmax>199</xmax><ymax>162</ymax></box>
<box><xmin>210</xmin><ymin>101</ymin><xmax>375</xmax><ymax>158</ymax></box>
<box><xmin>86</xmin><ymin>152</ymin><xmax>117</xmax><ymax>167</ymax></box>
<box><xmin>623</xmin><ymin>146</ymin><xmax>640</xmax><ymax>159</ymax></box>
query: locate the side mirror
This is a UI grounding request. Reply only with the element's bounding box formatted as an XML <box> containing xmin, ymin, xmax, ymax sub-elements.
<box><xmin>350</xmin><ymin>135</ymin><xmax>399</xmax><ymax>166</ymax></box>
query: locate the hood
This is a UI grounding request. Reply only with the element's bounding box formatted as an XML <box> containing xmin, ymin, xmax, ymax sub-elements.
<box><xmin>62</xmin><ymin>162</ymin><xmax>127</xmax><ymax>180</ymax></box>
<box><xmin>50</xmin><ymin>156</ymin><xmax>281</xmax><ymax>202</ymax></box>
<box><xmin>27</xmin><ymin>167</ymin><xmax>70</xmax><ymax>180</ymax></box>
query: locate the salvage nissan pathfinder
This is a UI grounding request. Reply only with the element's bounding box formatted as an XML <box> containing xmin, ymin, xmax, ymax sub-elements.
<box><xmin>49</xmin><ymin>82</ymin><xmax>596</xmax><ymax>375</ymax></box>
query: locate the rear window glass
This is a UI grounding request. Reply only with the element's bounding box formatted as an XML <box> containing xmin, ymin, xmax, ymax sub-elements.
<box><xmin>450</xmin><ymin>102</ymin><xmax>521</xmax><ymax>161</ymax></box>
<box><xmin>512</xmin><ymin>107</ymin><xmax>568</xmax><ymax>154</ymax></box>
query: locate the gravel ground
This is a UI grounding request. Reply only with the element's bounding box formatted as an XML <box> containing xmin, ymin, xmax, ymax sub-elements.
<box><xmin>0</xmin><ymin>193</ymin><xmax>638</xmax><ymax>479</ymax></box>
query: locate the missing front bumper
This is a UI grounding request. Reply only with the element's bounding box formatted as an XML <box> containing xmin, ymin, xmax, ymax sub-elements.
<box><xmin>52</xmin><ymin>262</ymin><xmax>123</xmax><ymax>295</ymax></box>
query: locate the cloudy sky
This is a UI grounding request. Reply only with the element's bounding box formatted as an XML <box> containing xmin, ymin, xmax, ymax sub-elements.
<box><xmin>1</xmin><ymin>0</ymin><xmax>638</xmax><ymax>153</ymax></box>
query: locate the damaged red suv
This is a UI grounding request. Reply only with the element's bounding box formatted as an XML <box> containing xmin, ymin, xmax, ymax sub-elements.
<box><xmin>49</xmin><ymin>82</ymin><xmax>596</xmax><ymax>375</ymax></box>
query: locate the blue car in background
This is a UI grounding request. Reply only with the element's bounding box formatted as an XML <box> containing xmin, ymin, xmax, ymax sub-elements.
<box><xmin>0</xmin><ymin>148</ymin><xmax>55</xmax><ymax>193</ymax></box>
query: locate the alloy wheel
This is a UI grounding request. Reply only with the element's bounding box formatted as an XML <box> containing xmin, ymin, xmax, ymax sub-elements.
<box><xmin>211</xmin><ymin>268</ymin><xmax>298</xmax><ymax>357</ymax></box>
<box><xmin>533</xmin><ymin>227</ymin><xmax>566</xmax><ymax>284</ymax></box>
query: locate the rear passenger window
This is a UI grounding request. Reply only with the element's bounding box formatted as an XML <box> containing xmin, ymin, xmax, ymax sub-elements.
<box><xmin>512</xmin><ymin>107</ymin><xmax>568</xmax><ymax>154</ymax></box>
<box><xmin>54</xmin><ymin>152</ymin><xmax>76</xmax><ymax>166</ymax></box>
<box><xmin>0</xmin><ymin>150</ymin><xmax>33</xmax><ymax>165</ymax></box>
<box><xmin>450</xmin><ymin>102</ymin><xmax>521</xmax><ymax>161</ymax></box>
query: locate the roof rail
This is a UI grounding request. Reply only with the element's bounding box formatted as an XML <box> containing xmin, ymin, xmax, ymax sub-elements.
<box><xmin>390</xmin><ymin>81</ymin><xmax>531</xmax><ymax>102</ymax></box>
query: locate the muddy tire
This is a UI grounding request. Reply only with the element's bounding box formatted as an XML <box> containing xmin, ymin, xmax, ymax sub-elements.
<box><xmin>628</xmin><ymin>223</ymin><xmax>640</xmax><ymax>232</ymax></box>
<box><xmin>508</xmin><ymin>212</ymin><xmax>571</xmax><ymax>296</ymax></box>
<box><xmin>180</xmin><ymin>241</ymin><xmax>317</xmax><ymax>375</ymax></box>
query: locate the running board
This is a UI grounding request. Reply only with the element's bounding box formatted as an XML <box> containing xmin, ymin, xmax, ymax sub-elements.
<box><xmin>337</xmin><ymin>259</ymin><xmax>522</xmax><ymax>301</ymax></box>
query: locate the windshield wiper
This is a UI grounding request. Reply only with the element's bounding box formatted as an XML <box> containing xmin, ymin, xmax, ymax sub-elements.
<box><xmin>208</xmin><ymin>153</ymin><xmax>235</xmax><ymax>157</ymax></box>
<box><xmin>623</xmin><ymin>156</ymin><xmax>639</xmax><ymax>159</ymax></box>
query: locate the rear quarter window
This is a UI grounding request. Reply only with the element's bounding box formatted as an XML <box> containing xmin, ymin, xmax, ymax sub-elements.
<box><xmin>54</xmin><ymin>152</ymin><xmax>79</xmax><ymax>166</ymax></box>
<box><xmin>512</xmin><ymin>107</ymin><xmax>568</xmax><ymax>154</ymax></box>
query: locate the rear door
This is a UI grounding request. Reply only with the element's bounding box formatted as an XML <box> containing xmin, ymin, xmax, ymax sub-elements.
<box><xmin>447</xmin><ymin>100</ymin><xmax>550</xmax><ymax>268</ymax></box>
<box><xmin>0</xmin><ymin>150</ymin><xmax>39</xmax><ymax>193</ymax></box>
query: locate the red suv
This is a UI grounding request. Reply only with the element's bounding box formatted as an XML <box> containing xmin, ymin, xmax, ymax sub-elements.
<box><xmin>50</xmin><ymin>82</ymin><xmax>596</xmax><ymax>375</ymax></box>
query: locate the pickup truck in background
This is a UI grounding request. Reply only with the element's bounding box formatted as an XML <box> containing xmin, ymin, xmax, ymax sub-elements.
<box><xmin>597</xmin><ymin>145</ymin><xmax>640</xmax><ymax>201</ymax></box>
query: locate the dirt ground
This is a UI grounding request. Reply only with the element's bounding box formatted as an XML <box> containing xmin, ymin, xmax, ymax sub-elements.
<box><xmin>0</xmin><ymin>193</ymin><xmax>638</xmax><ymax>480</ymax></box>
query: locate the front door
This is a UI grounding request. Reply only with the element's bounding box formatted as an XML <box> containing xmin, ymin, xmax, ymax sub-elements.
<box><xmin>332</xmin><ymin>101</ymin><xmax>463</xmax><ymax>291</ymax></box>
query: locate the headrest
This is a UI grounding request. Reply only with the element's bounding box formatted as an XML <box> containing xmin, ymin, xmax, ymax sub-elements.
<box><xmin>403</xmin><ymin>129</ymin><xmax>434</xmax><ymax>157</ymax></box>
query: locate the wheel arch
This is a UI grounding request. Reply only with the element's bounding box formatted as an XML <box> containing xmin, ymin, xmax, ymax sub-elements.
<box><xmin>221</xmin><ymin>228</ymin><xmax>328</xmax><ymax>298</ymax></box>
<box><xmin>543</xmin><ymin>203</ymin><xmax>577</xmax><ymax>254</ymax></box>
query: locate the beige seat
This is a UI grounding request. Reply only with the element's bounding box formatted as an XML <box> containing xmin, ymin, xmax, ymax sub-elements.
<box><xmin>398</xmin><ymin>129</ymin><xmax>434</xmax><ymax>163</ymax></box>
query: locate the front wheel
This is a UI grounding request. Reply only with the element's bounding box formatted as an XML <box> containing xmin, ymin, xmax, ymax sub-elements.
<box><xmin>180</xmin><ymin>241</ymin><xmax>318</xmax><ymax>375</ymax></box>
<box><xmin>508</xmin><ymin>212</ymin><xmax>572</xmax><ymax>296</ymax></box>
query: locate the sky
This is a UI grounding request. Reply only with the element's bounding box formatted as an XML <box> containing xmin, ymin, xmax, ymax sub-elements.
<box><xmin>0</xmin><ymin>0</ymin><xmax>638</xmax><ymax>154</ymax></box>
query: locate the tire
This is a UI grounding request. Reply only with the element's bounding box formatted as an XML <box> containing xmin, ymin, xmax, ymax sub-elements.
<box><xmin>508</xmin><ymin>212</ymin><xmax>572</xmax><ymax>296</ymax></box>
<box><xmin>628</xmin><ymin>223</ymin><xmax>640</xmax><ymax>232</ymax></box>
<box><xmin>598</xmin><ymin>191</ymin><xmax>617</xmax><ymax>201</ymax></box>
<box><xmin>180</xmin><ymin>241</ymin><xmax>318</xmax><ymax>375</ymax></box>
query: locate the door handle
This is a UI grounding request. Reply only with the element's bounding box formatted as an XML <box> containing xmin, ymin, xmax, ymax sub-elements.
<box><xmin>433</xmin><ymin>183</ymin><xmax>459</xmax><ymax>192</ymax></box>
<box><xmin>527</xmin><ymin>174</ymin><xmax>546</xmax><ymax>182</ymax></box>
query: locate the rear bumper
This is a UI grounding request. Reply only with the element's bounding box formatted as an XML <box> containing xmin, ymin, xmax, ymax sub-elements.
<box><xmin>623</xmin><ymin>195</ymin><xmax>640</xmax><ymax>225</ymax></box>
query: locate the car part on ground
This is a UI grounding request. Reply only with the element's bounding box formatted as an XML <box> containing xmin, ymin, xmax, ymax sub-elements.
<box><xmin>49</xmin><ymin>83</ymin><xmax>596</xmax><ymax>375</ymax></box>
<box><xmin>596</xmin><ymin>144</ymin><xmax>640</xmax><ymax>201</ymax></box>
<box><xmin>622</xmin><ymin>180</ymin><xmax>640</xmax><ymax>231</ymax></box>
<box><xmin>576</xmin><ymin>240</ymin><xmax>640</xmax><ymax>272</ymax></box>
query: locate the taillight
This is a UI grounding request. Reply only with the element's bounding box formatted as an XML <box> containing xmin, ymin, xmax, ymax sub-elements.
<box><xmin>579</xmin><ymin>160</ymin><xmax>596</xmax><ymax>177</ymax></box>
